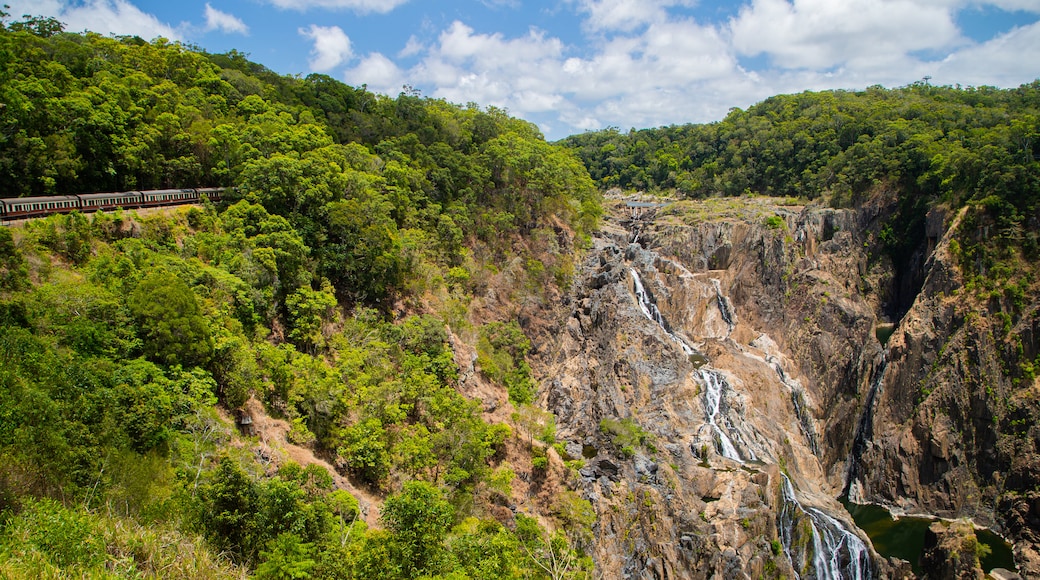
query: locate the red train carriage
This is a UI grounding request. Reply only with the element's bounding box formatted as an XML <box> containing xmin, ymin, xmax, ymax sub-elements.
<box><xmin>0</xmin><ymin>196</ymin><xmax>80</xmax><ymax>220</ymax></box>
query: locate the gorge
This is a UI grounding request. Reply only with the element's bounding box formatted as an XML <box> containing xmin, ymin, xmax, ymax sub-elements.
<box><xmin>529</xmin><ymin>193</ymin><xmax>1035</xmax><ymax>578</ymax></box>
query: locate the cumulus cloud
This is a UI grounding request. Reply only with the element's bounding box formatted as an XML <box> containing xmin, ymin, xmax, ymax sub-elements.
<box><xmin>934</xmin><ymin>20</ymin><xmax>1040</xmax><ymax>86</ymax></box>
<box><xmin>344</xmin><ymin>53</ymin><xmax>407</xmax><ymax>94</ymax></box>
<box><xmin>5</xmin><ymin>0</ymin><xmax>182</xmax><ymax>39</ymax></box>
<box><xmin>399</xmin><ymin>35</ymin><xmax>424</xmax><ymax>58</ymax></box>
<box><xmin>204</xmin><ymin>3</ymin><xmax>248</xmax><ymax>35</ymax></box>
<box><xmin>572</xmin><ymin>0</ymin><xmax>697</xmax><ymax>32</ymax></box>
<box><xmin>729</xmin><ymin>0</ymin><xmax>963</xmax><ymax>70</ymax></box>
<box><xmin>407</xmin><ymin>21</ymin><xmax>567</xmax><ymax>113</ymax></box>
<box><xmin>264</xmin><ymin>0</ymin><xmax>409</xmax><ymax>13</ymax></box>
<box><xmin>299</xmin><ymin>24</ymin><xmax>353</xmax><ymax>72</ymax></box>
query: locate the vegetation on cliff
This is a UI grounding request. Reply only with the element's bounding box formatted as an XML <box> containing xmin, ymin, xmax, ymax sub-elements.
<box><xmin>0</xmin><ymin>11</ymin><xmax>598</xmax><ymax>579</ymax></box>
<box><xmin>562</xmin><ymin>80</ymin><xmax>1040</xmax><ymax>400</ymax></box>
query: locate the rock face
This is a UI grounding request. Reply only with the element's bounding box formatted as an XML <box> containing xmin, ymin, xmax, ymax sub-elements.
<box><xmin>919</xmin><ymin>520</ymin><xmax>985</xmax><ymax>580</ymax></box>
<box><xmin>532</xmin><ymin>197</ymin><xmax>889</xmax><ymax>578</ymax></box>
<box><xmin>528</xmin><ymin>195</ymin><xmax>1038</xmax><ymax>577</ymax></box>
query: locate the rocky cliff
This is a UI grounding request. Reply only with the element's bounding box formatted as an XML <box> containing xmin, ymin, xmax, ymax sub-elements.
<box><xmin>527</xmin><ymin>194</ymin><xmax>1037</xmax><ymax>578</ymax></box>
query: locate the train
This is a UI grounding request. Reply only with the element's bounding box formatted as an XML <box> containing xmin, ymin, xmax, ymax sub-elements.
<box><xmin>0</xmin><ymin>187</ymin><xmax>226</xmax><ymax>222</ymax></box>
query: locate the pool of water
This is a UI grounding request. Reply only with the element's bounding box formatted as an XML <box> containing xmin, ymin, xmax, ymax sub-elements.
<box><xmin>843</xmin><ymin>501</ymin><xmax>1015</xmax><ymax>574</ymax></box>
<box><xmin>875</xmin><ymin>323</ymin><xmax>896</xmax><ymax>347</ymax></box>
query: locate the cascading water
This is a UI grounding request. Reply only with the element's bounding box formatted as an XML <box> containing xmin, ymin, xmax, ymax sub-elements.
<box><xmin>711</xmin><ymin>278</ymin><xmax>736</xmax><ymax>333</ymax></box>
<box><xmin>779</xmin><ymin>475</ymin><xmax>876</xmax><ymax>580</ymax></box>
<box><xmin>843</xmin><ymin>355</ymin><xmax>887</xmax><ymax>501</ymax></box>
<box><xmin>630</xmin><ymin>269</ymin><xmax>693</xmax><ymax>355</ymax></box>
<box><xmin>699</xmin><ymin>369</ymin><xmax>742</xmax><ymax>461</ymax></box>
<box><xmin>626</xmin><ymin>256</ymin><xmax>876</xmax><ymax>577</ymax></box>
<box><xmin>631</xmin><ymin>269</ymin><xmax>670</xmax><ymax>332</ymax></box>
<box><xmin>630</xmin><ymin>268</ymin><xmax>750</xmax><ymax>460</ymax></box>
<box><xmin>766</xmin><ymin>355</ymin><xmax>821</xmax><ymax>456</ymax></box>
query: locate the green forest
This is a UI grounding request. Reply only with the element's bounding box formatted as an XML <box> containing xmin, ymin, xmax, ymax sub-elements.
<box><xmin>0</xmin><ymin>12</ymin><xmax>599</xmax><ymax>580</ymax></box>
<box><xmin>2</xmin><ymin>6</ymin><xmax>1040</xmax><ymax>579</ymax></box>
<box><xmin>562</xmin><ymin>81</ymin><xmax>1040</xmax><ymax>319</ymax></box>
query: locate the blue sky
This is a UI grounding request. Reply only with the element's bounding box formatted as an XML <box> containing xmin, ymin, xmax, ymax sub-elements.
<box><xmin>5</xmin><ymin>0</ymin><xmax>1040</xmax><ymax>140</ymax></box>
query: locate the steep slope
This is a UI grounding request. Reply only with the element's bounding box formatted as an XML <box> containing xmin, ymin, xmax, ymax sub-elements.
<box><xmin>529</xmin><ymin>191</ymin><xmax>1036</xmax><ymax>577</ymax></box>
<box><xmin>530</xmin><ymin>195</ymin><xmax>893</xmax><ymax>578</ymax></box>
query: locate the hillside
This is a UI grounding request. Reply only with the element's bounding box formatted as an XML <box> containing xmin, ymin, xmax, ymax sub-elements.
<box><xmin>0</xmin><ymin>14</ymin><xmax>599</xmax><ymax>579</ymax></box>
<box><xmin>3</xmin><ymin>9</ymin><xmax>1040</xmax><ymax>579</ymax></box>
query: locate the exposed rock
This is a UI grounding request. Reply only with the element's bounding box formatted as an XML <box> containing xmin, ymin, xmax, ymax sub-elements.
<box><xmin>523</xmin><ymin>194</ymin><xmax>1038</xmax><ymax>577</ymax></box>
<box><xmin>919</xmin><ymin>520</ymin><xmax>985</xmax><ymax>580</ymax></box>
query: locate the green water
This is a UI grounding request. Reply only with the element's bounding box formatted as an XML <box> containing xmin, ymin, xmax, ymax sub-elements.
<box><xmin>875</xmin><ymin>323</ymin><xmax>896</xmax><ymax>346</ymax></box>
<box><xmin>843</xmin><ymin>502</ymin><xmax>1015</xmax><ymax>574</ymax></box>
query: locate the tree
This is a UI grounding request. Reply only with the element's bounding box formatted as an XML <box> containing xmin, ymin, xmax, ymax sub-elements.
<box><xmin>322</xmin><ymin>192</ymin><xmax>404</xmax><ymax>305</ymax></box>
<box><xmin>255</xmin><ymin>533</ymin><xmax>316</xmax><ymax>580</ymax></box>
<box><xmin>128</xmin><ymin>269</ymin><xmax>213</xmax><ymax>367</ymax></box>
<box><xmin>380</xmin><ymin>480</ymin><xmax>455</xmax><ymax>578</ymax></box>
<box><xmin>0</xmin><ymin>227</ymin><xmax>28</xmax><ymax>290</ymax></box>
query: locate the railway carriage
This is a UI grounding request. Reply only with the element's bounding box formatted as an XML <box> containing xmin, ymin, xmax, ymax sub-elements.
<box><xmin>0</xmin><ymin>195</ymin><xmax>80</xmax><ymax>220</ymax></box>
<box><xmin>0</xmin><ymin>187</ymin><xmax>227</xmax><ymax>222</ymax></box>
<box><xmin>78</xmin><ymin>191</ymin><xmax>143</xmax><ymax>212</ymax></box>
<box><xmin>139</xmin><ymin>188</ymin><xmax>198</xmax><ymax>207</ymax></box>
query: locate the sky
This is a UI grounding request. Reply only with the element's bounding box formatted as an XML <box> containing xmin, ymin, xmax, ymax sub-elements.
<box><xmin>4</xmin><ymin>0</ymin><xmax>1040</xmax><ymax>140</ymax></box>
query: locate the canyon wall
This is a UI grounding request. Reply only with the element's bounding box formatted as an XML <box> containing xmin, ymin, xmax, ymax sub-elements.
<box><xmin>528</xmin><ymin>195</ymin><xmax>1039</xmax><ymax>577</ymax></box>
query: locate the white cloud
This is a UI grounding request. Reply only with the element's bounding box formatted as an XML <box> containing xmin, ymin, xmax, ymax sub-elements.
<box><xmin>299</xmin><ymin>24</ymin><xmax>353</xmax><ymax>72</ymax></box>
<box><xmin>399</xmin><ymin>35</ymin><xmax>424</xmax><ymax>58</ymax></box>
<box><xmin>572</xmin><ymin>0</ymin><xmax>697</xmax><ymax>32</ymax></box>
<box><xmin>344</xmin><ymin>53</ymin><xmax>406</xmax><ymax>94</ymax></box>
<box><xmin>5</xmin><ymin>0</ymin><xmax>182</xmax><ymax>39</ymax></box>
<box><xmin>265</xmin><ymin>0</ymin><xmax>409</xmax><ymax>13</ymax></box>
<box><xmin>204</xmin><ymin>3</ymin><xmax>248</xmax><ymax>35</ymax></box>
<box><xmin>407</xmin><ymin>21</ymin><xmax>568</xmax><ymax>114</ymax></box>
<box><xmin>934</xmin><ymin>20</ymin><xmax>1040</xmax><ymax>86</ymax></box>
<box><xmin>729</xmin><ymin>0</ymin><xmax>963</xmax><ymax>70</ymax></box>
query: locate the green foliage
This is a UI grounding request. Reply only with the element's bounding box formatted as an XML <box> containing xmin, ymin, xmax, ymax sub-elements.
<box><xmin>285</xmin><ymin>282</ymin><xmax>337</xmax><ymax>352</ymax></box>
<box><xmin>381</xmin><ymin>480</ymin><xmax>455</xmax><ymax>578</ymax></box>
<box><xmin>563</xmin><ymin>83</ymin><xmax>1040</xmax><ymax>296</ymax></box>
<box><xmin>0</xmin><ymin>228</ymin><xmax>28</xmax><ymax>290</ymax></box>
<box><xmin>477</xmin><ymin>321</ymin><xmax>536</xmax><ymax>405</ymax></box>
<box><xmin>553</xmin><ymin>491</ymin><xmax>596</xmax><ymax>545</ymax></box>
<box><xmin>0</xmin><ymin>497</ymin><xmax>242</xmax><ymax>578</ymax></box>
<box><xmin>337</xmin><ymin>417</ymin><xmax>391</xmax><ymax>486</ymax></box>
<box><xmin>0</xmin><ymin>498</ymin><xmax>106</xmax><ymax>568</ymax></box>
<box><xmin>26</xmin><ymin>279</ymin><xmax>140</xmax><ymax>357</ymax></box>
<box><xmin>255</xmin><ymin>532</ymin><xmax>316</xmax><ymax>580</ymax></box>
<box><xmin>599</xmin><ymin>417</ymin><xmax>655</xmax><ymax>454</ymax></box>
<box><xmin>129</xmin><ymin>269</ymin><xmax>214</xmax><ymax>367</ymax></box>
<box><xmin>515</xmin><ymin>513</ymin><xmax>592</xmax><ymax>579</ymax></box>
<box><xmin>0</xmin><ymin>23</ymin><xmax>604</xmax><ymax>580</ymax></box>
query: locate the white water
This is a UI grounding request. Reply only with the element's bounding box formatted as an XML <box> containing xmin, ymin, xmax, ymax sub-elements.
<box><xmin>629</xmin><ymin>264</ymin><xmax>874</xmax><ymax>577</ymax></box>
<box><xmin>780</xmin><ymin>475</ymin><xmax>874</xmax><ymax>580</ymax></box>
<box><xmin>700</xmin><ymin>369</ymin><xmax>742</xmax><ymax>461</ymax></box>
<box><xmin>844</xmin><ymin>356</ymin><xmax>887</xmax><ymax>501</ymax></box>
<box><xmin>630</xmin><ymin>269</ymin><xmax>694</xmax><ymax>356</ymax></box>
<box><xmin>711</xmin><ymin>278</ymin><xmax>736</xmax><ymax>333</ymax></box>
<box><xmin>630</xmin><ymin>268</ymin><xmax>749</xmax><ymax>460</ymax></box>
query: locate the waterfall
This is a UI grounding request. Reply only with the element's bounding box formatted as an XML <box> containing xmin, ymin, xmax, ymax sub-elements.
<box><xmin>698</xmin><ymin>369</ymin><xmax>744</xmax><ymax>462</ymax></box>
<box><xmin>843</xmin><ymin>356</ymin><xmax>887</xmax><ymax>500</ymax></box>
<box><xmin>701</xmin><ymin>369</ymin><xmax>741</xmax><ymax>461</ymax></box>
<box><xmin>779</xmin><ymin>475</ymin><xmax>876</xmax><ymax>580</ymax></box>
<box><xmin>629</xmin><ymin>268</ymin><xmax>751</xmax><ymax>461</ymax></box>
<box><xmin>766</xmin><ymin>355</ymin><xmax>821</xmax><ymax>456</ymax></box>
<box><xmin>711</xmin><ymin>278</ymin><xmax>736</xmax><ymax>333</ymax></box>
<box><xmin>631</xmin><ymin>268</ymin><xmax>669</xmax><ymax>331</ymax></box>
<box><xmin>630</xmin><ymin>269</ymin><xmax>694</xmax><ymax>356</ymax></box>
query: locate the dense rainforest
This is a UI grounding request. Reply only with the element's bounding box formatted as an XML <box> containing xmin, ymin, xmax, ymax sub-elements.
<box><xmin>0</xmin><ymin>11</ymin><xmax>600</xmax><ymax>579</ymax></box>
<box><xmin>4</xmin><ymin>4</ymin><xmax>1040</xmax><ymax>577</ymax></box>
<box><xmin>562</xmin><ymin>83</ymin><xmax>1040</xmax><ymax>316</ymax></box>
